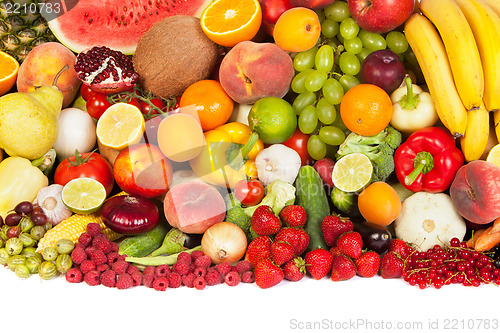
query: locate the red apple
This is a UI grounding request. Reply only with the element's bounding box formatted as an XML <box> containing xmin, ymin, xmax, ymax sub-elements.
<box><xmin>313</xmin><ymin>157</ymin><xmax>335</xmax><ymax>189</ymax></box>
<box><xmin>259</xmin><ymin>0</ymin><xmax>294</xmax><ymax>35</ymax></box>
<box><xmin>289</xmin><ymin>0</ymin><xmax>336</xmax><ymax>10</ymax></box>
<box><xmin>348</xmin><ymin>0</ymin><xmax>415</xmax><ymax>34</ymax></box>
<box><xmin>360</xmin><ymin>49</ymin><xmax>405</xmax><ymax>94</ymax></box>
<box><xmin>113</xmin><ymin>143</ymin><xmax>173</xmax><ymax>199</ymax></box>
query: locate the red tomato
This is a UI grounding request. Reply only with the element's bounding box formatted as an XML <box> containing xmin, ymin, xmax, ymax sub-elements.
<box><xmin>140</xmin><ymin>98</ymin><xmax>166</xmax><ymax>117</ymax></box>
<box><xmin>80</xmin><ymin>84</ymin><xmax>95</xmax><ymax>101</ymax></box>
<box><xmin>282</xmin><ymin>128</ymin><xmax>313</xmax><ymax>166</ymax></box>
<box><xmin>54</xmin><ymin>152</ymin><xmax>114</xmax><ymax>196</ymax></box>
<box><xmin>86</xmin><ymin>93</ymin><xmax>112</xmax><ymax>119</ymax></box>
<box><xmin>234</xmin><ymin>179</ymin><xmax>265</xmax><ymax>207</ymax></box>
<box><xmin>118</xmin><ymin>94</ymin><xmax>141</xmax><ymax>109</ymax></box>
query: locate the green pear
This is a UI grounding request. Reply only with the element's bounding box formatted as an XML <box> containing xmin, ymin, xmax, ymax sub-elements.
<box><xmin>0</xmin><ymin>69</ymin><xmax>65</xmax><ymax>160</ymax></box>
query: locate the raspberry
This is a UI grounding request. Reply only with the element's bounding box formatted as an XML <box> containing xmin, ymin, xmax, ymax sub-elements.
<box><xmin>241</xmin><ymin>271</ymin><xmax>255</xmax><ymax>283</ymax></box>
<box><xmin>111</xmin><ymin>242</ymin><xmax>119</xmax><ymax>253</ymax></box>
<box><xmin>154</xmin><ymin>264</ymin><xmax>171</xmax><ymax>278</ymax></box>
<box><xmin>153</xmin><ymin>277</ymin><xmax>169</xmax><ymax>291</ymax></box>
<box><xmin>101</xmin><ymin>269</ymin><xmax>116</xmax><ymax>288</ymax></box>
<box><xmin>193</xmin><ymin>276</ymin><xmax>206</xmax><ymax>290</ymax></box>
<box><xmin>118</xmin><ymin>254</ymin><xmax>127</xmax><ymax>261</ymax></box>
<box><xmin>142</xmin><ymin>274</ymin><xmax>155</xmax><ymax>288</ymax></box>
<box><xmin>190</xmin><ymin>250</ymin><xmax>204</xmax><ymax>262</ymax></box>
<box><xmin>193</xmin><ymin>267</ymin><xmax>206</xmax><ymax>278</ymax></box>
<box><xmin>131</xmin><ymin>271</ymin><xmax>143</xmax><ymax>286</ymax></box>
<box><xmin>172</xmin><ymin>260</ymin><xmax>190</xmax><ymax>276</ymax></box>
<box><xmin>71</xmin><ymin>247</ymin><xmax>87</xmax><ymax>265</ymax></box>
<box><xmin>168</xmin><ymin>272</ymin><xmax>182</xmax><ymax>288</ymax></box>
<box><xmin>96</xmin><ymin>238</ymin><xmax>113</xmax><ymax>254</ymax></box>
<box><xmin>116</xmin><ymin>273</ymin><xmax>134</xmax><ymax>290</ymax></box>
<box><xmin>65</xmin><ymin>268</ymin><xmax>83</xmax><ymax>283</ymax></box>
<box><xmin>80</xmin><ymin>260</ymin><xmax>96</xmax><ymax>275</ymax></box>
<box><xmin>230</xmin><ymin>266</ymin><xmax>238</xmax><ymax>273</ymax></box>
<box><xmin>86</xmin><ymin>223</ymin><xmax>102</xmax><ymax>237</ymax></box>
<box><xmin>78</xmin><ymin>232</ymin><xmax>92</xmax><ymax>247</ymax></box>
<box><xmin>84</xmin><ymin>270</ymin><xmax>100</xmax><ymax>286</ymax></box>
<box><xmin>224</xmin><ymin>271</ymin><xmax>241</xmax><ymax>286</ymax></box>
<box><xmin>177</xmin><ymin>251</ymin><xmax>192</xmax><ymax>264</ymax></box>
<box><xmin>91</xmin><ymin>234</ymin><xmax>105</xmax><ymax>248</ymax></box>
<box><xmin>96</xmin><ymin>264</ymin><xmax>109</xmax><ymax>273</ymax></box>
<box><xmin>90</xmin><ymin>249</ymin><xmax>107</xmax><ymax>266</ymax></box>
<box><xmin>143</xmin><ymin>266</ymin><xmax>155</xmax><ymax>279</ymax></box>
<box><xmin>194</xmin><ymin>255</ymin><xmax>212</xmax><ymax>269</ymax></box>
<box><xmin>182</xmin><ymin>272</ymin><xmax>196</xmax><ymax>288</ymax></box>
<box><xmin>235</xmin><ymin>260</ymin><xmax>253</xmax><ymax>275</ymax></box>
<box><xmin>107</xmin><ymin>252</ymin><xmax>120</xmax><ymax>265</ymax></box>
<box><xmin>84</xmin><ymin>246</ymin><xmax>96</xmax><ymax>256</ymax></box>
<box><xmin>74</xmin><ymin>242</ymin><xmax>85</xmax><ymax>250</ymax></box>
<box><xmin>216</xmin><ymin>262</ymin><xmax>231</xmax><ymax>276</ymax></box>
<box><xmin>111</xmin><ymin>260</ymin><xmax>129</xmax><ymax>275</ymax></box>
<box><xmin>205</xmin><ymin>268</ymin><xmax>223</xmax><ymax>286</ymax></box>
<box><xmin>126</xmin><ymin>264</ymin><xmax>140</xmax><ymax>275</ymax></box>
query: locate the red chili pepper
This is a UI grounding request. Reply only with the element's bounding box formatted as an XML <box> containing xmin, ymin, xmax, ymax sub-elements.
<box><xmin>394</xmin><ymin>127</ymin><xmax>464</xmax><ymax>193</ymax></box>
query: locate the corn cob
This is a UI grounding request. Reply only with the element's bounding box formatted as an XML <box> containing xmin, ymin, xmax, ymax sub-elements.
<box><xmin>36</xmin><ymin>213</ymin><xmax>122</xmax><ymax>252</ymax></box>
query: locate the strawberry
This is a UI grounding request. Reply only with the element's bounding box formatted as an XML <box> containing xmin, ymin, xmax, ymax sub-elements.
<box><xmin>245</xmin><ymin>236</ymin><xmax>272</xmax><ymax>267</ymax></box>
<box><xmin>275</xmin><ymin>227</ymin><xmax>309</xmax><ymax>256</ymax></box>
<box><xmin>321</xmin><ymin>214</ymin><xmax>354</xmax><ymax>247</ymax></box>
<box><xmin>329</xmin><ymin>247</ymin><xmax>342</xmax><ymax>258</ymax></box>
<box><xmin>380</xmin><ymin>251</ymin><xmax>404</xmax><ymax>279</ymax></box>
<box><xmin>279</xmin><ymin>205</ymin><xmax>307</xmax><ymax>228</ymax></box>
<box><xmin>283</xmin><ymin>257</ymin><xmax>306</xmax><ymax>282</ymax></box>
<box><xmin>304</xmin><ymin>248</ymin><xmax>334</xmax><ymax>280</ymax></box>
<box><xmin>336</xmin><ymin>231</ymin><xmax>363</xmax><ymax>259</ymax></box>
<box><xmin>251</xmin><ymin>205</ymin><xmax>281</xmax><ymax>236</ymax></box>
<box><xmin>254</xmin><ymin>258</ymin><xmax>284</xmax><ymax>289</ymax></box>
<box><xmin>270</xmin><ymin>241</ymin><xmax>294</xmax><ymax>266</ymax></box>
<box><xmin>387</xmin><ymin>239</ymin><xmax>413</xmax><ymax>259</ymax></box>
<box><xmin>331</xmin><ymin>254</ymin><xmax>357</xmax><ymax>281</ymax></box>
<box><xmin>355</xmin><ymin>250</ymin><xmax>381</xmax><ymax>278</ymax></box>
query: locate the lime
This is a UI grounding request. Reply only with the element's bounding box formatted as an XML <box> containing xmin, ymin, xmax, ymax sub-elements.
<box><xmin>486</xmin><ymin>144</ymin><xmax>500</xmax><ymax>168</ymax></box>
<box><xmin>248</xmin><ymin>97</ymin><xmax>297</xmax><ymax>144</ymax></box>
<box><xmin>332</xmin><ymin>153</ymin><xmax>373</xmax><ymax>192</ymax></box>
<box><xmin>61</xmin><ymin>178</ymin><xmax>107</xmax><ymax>214</ymax></box>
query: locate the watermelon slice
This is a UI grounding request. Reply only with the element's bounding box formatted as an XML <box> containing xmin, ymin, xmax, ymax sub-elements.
<box><xmin>43</xmin><ymin>0</ymin><xmax>212</xmax><ymax>54</ymax></box>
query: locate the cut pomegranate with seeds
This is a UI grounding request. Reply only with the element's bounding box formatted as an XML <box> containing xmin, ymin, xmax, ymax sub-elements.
<box><xmin>74</xmin><ymin>46</ymin><xmax>139</xmax><ymax>94</ymax></box>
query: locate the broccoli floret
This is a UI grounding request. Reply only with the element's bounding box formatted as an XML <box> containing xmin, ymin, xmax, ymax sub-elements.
<box><xmin>336</xmin><ymin>125</ymin><xmax>402</xmax><ymax>182</ymax></box>
<box><xmin>224</xmin><ymin>193</ymin><xmax>251</xmax><ymax>233</ymax></box>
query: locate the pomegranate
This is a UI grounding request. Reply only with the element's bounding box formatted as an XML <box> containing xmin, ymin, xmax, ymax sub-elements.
<box><xmin>74</xmin><ymin>46</ymin><xmax>138</xmax><ymax>94</ymax></box>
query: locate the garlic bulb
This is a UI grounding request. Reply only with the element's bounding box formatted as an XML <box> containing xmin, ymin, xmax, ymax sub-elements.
<box><xmin>36</xmin><ymin>184</ymin><xmax>72</xmax><ymax>225</ymax></box>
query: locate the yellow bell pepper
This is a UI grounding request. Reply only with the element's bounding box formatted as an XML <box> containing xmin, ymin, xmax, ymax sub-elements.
<box><xmin>0</xmin><ymin>156</ymin><xmax>49</xmax><ymax>219</ymax></box>
<box><xmin>189</xmin><ymin>122</ymin><xmax>264</xmax><ymax>188</ymax></box>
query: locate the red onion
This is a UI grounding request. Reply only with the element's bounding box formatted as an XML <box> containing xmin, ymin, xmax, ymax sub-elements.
<box><xmin>100</xmin><ymin>195</ymin><xmax>159</xmax><ymax>235</ymax></box>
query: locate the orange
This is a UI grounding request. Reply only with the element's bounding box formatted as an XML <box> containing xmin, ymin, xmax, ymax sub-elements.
<box><xmin>0</xmin><ymin>51</ymin><xmax>19</xmax><ymax>96</ymax></box>
<box><xmin>180</xmin><ymin>79</ymin><xmax>234</xmax><ymax>132</ymax></box>
<box><xmin>200</xmin><ymin>0</ymin><xmax>262</xmax><ymax>47</ymax></box>
<box><xmin>340</xmin><ymin>84</ymin><xmax>393</xmax><ymax>136</ymax></box>
<box><xmin>358</xmin><ymin>181</ymin><xmax>402</xmax><ymax>226</ymax></box>
<box><xmin>273</xmin><ymin>7</ymin><xmax>321</xmax><ymax>53</ymax></box>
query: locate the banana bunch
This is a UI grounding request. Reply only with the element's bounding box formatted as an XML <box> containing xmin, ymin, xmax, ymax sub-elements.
<box><xmin>405</xmin><ymin>0</ymin><xmax>500</xmax><ymax>162</ymax></box>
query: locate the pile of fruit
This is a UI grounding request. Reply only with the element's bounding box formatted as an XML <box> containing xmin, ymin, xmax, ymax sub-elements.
<box><xmin>1</xmin><ymin>0</ymin><xmax>500</xmax><ymax>292</ymax></box>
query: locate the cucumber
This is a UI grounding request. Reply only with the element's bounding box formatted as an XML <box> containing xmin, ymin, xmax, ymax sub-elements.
<box><xmin>118</xmin><ymin>221</ymin><xmax>170</xmax><ymax>257</ymax></box>
<box><xmin>295</xmin><ymin>165</ymin><xmax>330</xmax><ymax>251</ymax></box>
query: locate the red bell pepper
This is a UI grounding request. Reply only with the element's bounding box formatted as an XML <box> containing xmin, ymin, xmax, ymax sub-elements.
<box><xmin>394</xmin><ymin>127</ymin><xmax>464</xmax><ymax>193</ymax></box>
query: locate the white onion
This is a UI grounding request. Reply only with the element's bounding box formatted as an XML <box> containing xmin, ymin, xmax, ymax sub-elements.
<box><xmin>201</xmin><ymin>222</ymin><xmax>247</xmax><ymax>264</ymax></box>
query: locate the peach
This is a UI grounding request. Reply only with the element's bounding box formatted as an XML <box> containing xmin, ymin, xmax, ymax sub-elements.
<box><xmin>163</xmin><ymin>180</ymin><xmax>226</xmax><ymax>234</ymax></box>
<box><xmin>218</xmin><ymin>41</ymin><xmax>294</xmax><ymax>105</ymax></box>
<box><xmin>16</xmin><ymin>42</ymin><xmax>81</xmax><ymax>108</ymax></box>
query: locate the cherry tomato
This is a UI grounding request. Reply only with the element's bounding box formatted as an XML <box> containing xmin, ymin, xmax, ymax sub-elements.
<box><xmin>86</xmin><ymin>93</ymin><xmax>112</xmax><ymax>119</ymax></box>
<box><xmin>140</xmin><ymin>98</ymin><xmax>165</xmax><ymax>117</ymax></box>
<box><xmin>282</xmin><ymin>128</ymin><xmax>313</xmax><ymax>166</ymax></box>
<box><xmin>234</xmin><ymin>179</ymin><xmax>265</xmax><ymax>207</ymax></box>
<box><xmin>118</xmin><ymin>93</ymin><xmax>141</xmax><ymax>109</ymax></box>
<box><xmin>54</xmin><ymin>151</ymin><xmax>114</xmax><ymax>196</ymax></box>
<box><xmin>80</xmin><ymin>84</ymin><xmax>95</xmax><ymax>101</ymax></box>
<box><xmin>165</xmin><ymin>97</ymin><xmax>182</xmax><ymax>115</ymax></box>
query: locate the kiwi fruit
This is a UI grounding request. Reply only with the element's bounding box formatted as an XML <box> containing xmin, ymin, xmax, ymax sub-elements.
<box><xmin>133</xmin><ymin>15</ymin><xmax>220</xmax><ymax>99</ymax></box>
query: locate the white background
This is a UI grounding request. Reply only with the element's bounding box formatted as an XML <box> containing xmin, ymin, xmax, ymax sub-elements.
<box><xmin>1</xmin><ymin>266</ymin><xmax>499</xmax><ymax>333</ymax></box>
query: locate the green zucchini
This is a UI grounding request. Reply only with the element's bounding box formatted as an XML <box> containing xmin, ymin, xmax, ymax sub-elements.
<box><xmin>118</xmin><ymin>221</ymin><xmax>170</xmax><ymax>257</ymax></box>
<box><xmin>295</xmin><ymin>165</ymin><xmax>330</xmax><ymax>251</ymax></box>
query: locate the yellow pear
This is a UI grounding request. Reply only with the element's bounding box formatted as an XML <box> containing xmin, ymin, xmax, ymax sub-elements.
<box><xmin>0</xmin><ymin>66</ymin><xmax>66</xmax><ymax>160</ymax></box>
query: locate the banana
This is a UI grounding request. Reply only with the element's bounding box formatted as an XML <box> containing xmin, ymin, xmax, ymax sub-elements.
<box><xmin>460</xmin><ymin>102</ymin><xmax>490</xmax><ymax>161</ymax></box>
<box><xmin>404</xmin><ymin>14</ymin><xmax>468</xmax><ymax>138</ymax></box>
<box><xmin>480</xmin><ymin>0</ymin><xmax>500</xmax><ymax>16</ymax></box>
<box><xmin>420</xmin><ymin>0</ymin><xmax>484</xmax><ymax>111</ymax></box>
<box><xmin>494</xmin><ymin>110</ymin><xmax>500</xmax><ymax>142</ymax></box>
<box><xmin>454</xmin><ymin>0</ymin><xmax>500</xmax><ymax>112</ymax></box>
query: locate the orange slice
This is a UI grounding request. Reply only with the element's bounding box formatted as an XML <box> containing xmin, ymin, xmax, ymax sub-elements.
<box><xmin>200</xmin><ymin>0</ymin><xmax>262</xmax><ymax>47</ymax></box>
<box><xmin>0</xmin><ymin>51</ymin><xmax>19</xmax><ymax>96</ymax></box>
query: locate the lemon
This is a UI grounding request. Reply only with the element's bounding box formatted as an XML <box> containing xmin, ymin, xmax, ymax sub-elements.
<box><xmin>248</xmin><ymin>97</ymin><xmax>297</xmax><ymax>144</ymax></box>
<box><xmin>62</xmin><ymin>178</ymin><xmax>107</xmax><ymax>214</ymax></box>
<box><xmin>486</xmin><ymin>144</ymin><xmax>500</xmax><ymax>168</ymax></box>
<box><xmin>96</xmin><ymin>102</ymin><xmax>145</xmax><ymax>150</ymax></box>
<box><xmin>332</xmin><ymin>153</ymin><xmax>373</xmax><ymax>192</ymax></box>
